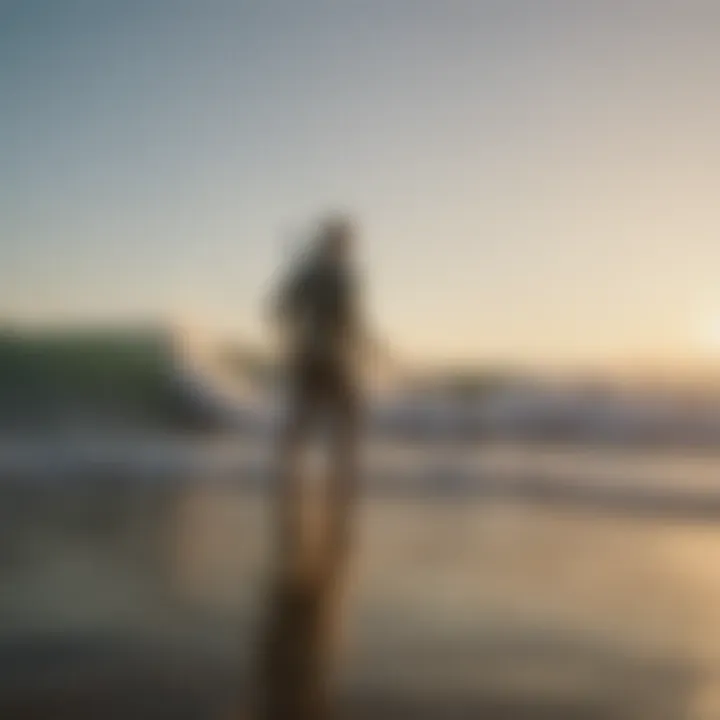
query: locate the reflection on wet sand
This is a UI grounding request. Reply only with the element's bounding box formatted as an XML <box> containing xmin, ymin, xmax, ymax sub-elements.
<box><xmin>2</xmin><ymin>455</ymin><xmax>720</xmax><ymax>718</ymax></box>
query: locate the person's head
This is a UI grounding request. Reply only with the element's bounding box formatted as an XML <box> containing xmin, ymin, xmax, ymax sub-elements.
<box><xmin>316</xmin><ymin>214</ymin><xmax>355</xmax><ymax>263</ymax></box>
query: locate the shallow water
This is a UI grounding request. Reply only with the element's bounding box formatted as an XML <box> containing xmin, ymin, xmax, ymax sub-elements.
<box><xmin>3</xmin><ymin>441</ymin><xmax>720</xmax><ymax>718</ymax></box>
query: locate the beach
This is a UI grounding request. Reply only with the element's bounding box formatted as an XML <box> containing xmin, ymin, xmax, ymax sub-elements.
<box><xmin>2</xmin><ymin>440</ymin><xmax>720</xmax><ymax>718</ymax></box>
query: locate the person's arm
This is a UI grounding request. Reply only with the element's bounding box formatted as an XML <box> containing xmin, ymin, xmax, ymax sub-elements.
<box><xmin>269</xmin><ymin>262</ymin><xmax>307</xmax><ymax>330</ymax></box>
<box><xmin>347</xmin><ymin>274</ymin><xmax>392</xmax><ymax>369</ymax></box>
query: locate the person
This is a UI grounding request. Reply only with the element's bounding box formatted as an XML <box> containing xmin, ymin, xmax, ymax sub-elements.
<box><xmin>271</xmin><ymin>214</ymin><xmax>365</xmax><ymax>576</ymax></box>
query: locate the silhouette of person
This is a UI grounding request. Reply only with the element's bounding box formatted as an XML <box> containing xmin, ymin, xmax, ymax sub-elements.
<box><xmin>271</xmin><ymin>214</ymin><xmax>364</xmax><ymax>576</ymax></box>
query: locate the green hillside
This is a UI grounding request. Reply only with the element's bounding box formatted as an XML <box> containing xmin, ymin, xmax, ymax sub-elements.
<box><xmin>0</xmin><ymin>327</ymin><xmax>186</xmax><ymax>432</ymax></box>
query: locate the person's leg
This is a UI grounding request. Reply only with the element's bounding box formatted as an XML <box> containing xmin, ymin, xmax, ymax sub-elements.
<box><xmin>275</xmin><ymin>369</ymin><xmax>317</xmax><ymax>576</ymax></box>
<box><xmin>259</xmin><ymin>362</ymin><xmax>333</xmax><ymax>720</ymax></box>
<box><xmin>325</xmin><ymin>377</ymin><xmax>361</xmax><ymax>573</ymax></box>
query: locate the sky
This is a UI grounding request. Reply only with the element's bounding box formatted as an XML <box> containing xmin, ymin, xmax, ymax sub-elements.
<box><xmin>3</xmin><ymin>1</ymin><xmax>720</xmax><ymax>367</ymax></box>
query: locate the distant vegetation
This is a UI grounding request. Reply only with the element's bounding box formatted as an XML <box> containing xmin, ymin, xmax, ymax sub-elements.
<box><xmin>0</xmin><ymin>327</ymin><xmax>188</xmax><ymax>432</ymax></box>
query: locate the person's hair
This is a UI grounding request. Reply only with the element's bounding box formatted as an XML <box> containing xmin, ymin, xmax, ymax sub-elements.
<box><xmin>317</xmin><ymin>214</ymin><xmax>354</xmax><ymax>254</ymax></box>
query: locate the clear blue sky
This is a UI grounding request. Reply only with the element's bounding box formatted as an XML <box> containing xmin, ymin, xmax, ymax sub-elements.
<box><xmin>3</xmin><ymin>1</ymin><xmax>720</xmax><ymax>365</ymax></box>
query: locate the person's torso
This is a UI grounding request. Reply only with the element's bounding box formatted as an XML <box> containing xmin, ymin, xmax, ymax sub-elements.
<box><xmin>289</xmin><ymin>260</ymin><xmax>356</xmax><ymax>364</ymax></box>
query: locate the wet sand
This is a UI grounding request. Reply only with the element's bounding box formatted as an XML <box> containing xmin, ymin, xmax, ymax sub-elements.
<box><xmin>3</xmin><ymin>444</ymin><xmax>720</xmax><ymax>718</ymax></box>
